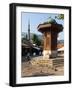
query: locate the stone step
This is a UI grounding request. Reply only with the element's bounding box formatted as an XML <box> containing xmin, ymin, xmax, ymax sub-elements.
<box><xmin>53</xmin><ymin>61</ymin><xmax>64</xmax><ymax>65</ymax></box>
<box><xmin>53</xmin><ymin>59</ymin><xmax>64</xmax><ymax>67</ymax></box>
<box><xmin>53</xmin><ymin>59</ymin><xmax>63</xmax><ymax>62</ymax></box>
<box><xmin>53</xmin><ymin>65</ymin><xmax>64</xmax><ymax>68</ymax></box>
<box><xmin>53</xmin><ymin>63</ymin><xmax>64</xmax><ymax>66</ymax></box>
<box><xmin>31</xmin><ymin>56</ymin><xmax>64</xmax><ymax>68</ymax></box>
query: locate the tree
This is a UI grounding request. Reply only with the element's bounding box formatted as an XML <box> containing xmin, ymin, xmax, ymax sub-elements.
<box><xmin>32</xmin><ymin>34</ymin><xmax>41</xmax><ymax>46</ymax></box>
<box><xmin>37</xmin><ymin>39</ymin><xmax>41</xmax><ymax>46</ymax></box>
<box><xmin>25</xmin><ymin>34</ymin><xmax>28</xmax><ymax>40</ymax></box>
<box><xmin>55</xmin><ymin>14</ymin><xmax>64</xmax><ymax>20</ymax></box>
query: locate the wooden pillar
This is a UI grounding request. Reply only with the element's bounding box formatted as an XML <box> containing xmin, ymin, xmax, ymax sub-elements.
<box><xmin>50</xmin><ymin>32</ymin><xmax>58</xmax><ymax>58</ymax></box>
<box><xmin>43</xmin><ymin>32</ymin><xmax>58</xmax><ymax>58</ymax></box>
<box><xmin>43</xmin><ymin>32</ymin><xmax>51</xmax><ymax>59</ymax></box>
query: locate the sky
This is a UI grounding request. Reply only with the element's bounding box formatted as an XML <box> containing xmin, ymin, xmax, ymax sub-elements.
<box><xmin>21</xmin><ymin>12</ymin><xmax>64</xmax><ymax>40</ymax></box>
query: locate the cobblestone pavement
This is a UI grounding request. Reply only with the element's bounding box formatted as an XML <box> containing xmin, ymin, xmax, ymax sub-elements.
<box><xmin>21</xmin><ymin>56</ymin><xmax>64</xmax><ymax>77</ymax></box>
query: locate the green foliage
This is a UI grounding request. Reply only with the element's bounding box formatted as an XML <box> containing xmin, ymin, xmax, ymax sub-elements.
<box><xmin>55</xmin><ymin>14</ymin><xmax>64</xmax><ymax>20</ymax></box>
<box><xmin>25</xmin><ymin>34</ymin><xmax>28</xmax><ymax>40</ymax></box>
<box><xmin>22</xmin><ymin>37</ymin><xmax>26</xmax><ymax>43</ymax></box>
<box><xmin>22</xmin><ymin>34</ymin><xmax>28</xmax><ymax>43</ymax></box>
<box><xmin>32</xmin><ymin>34</ymin><xmax>41</xmax><ymax>46</ymax></box>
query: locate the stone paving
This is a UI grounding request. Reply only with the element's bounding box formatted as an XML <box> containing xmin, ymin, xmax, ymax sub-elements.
<box><xmin>21</xmin><ymin>56</ymin><xmax>64</xmax><ymax>77</ymax></box>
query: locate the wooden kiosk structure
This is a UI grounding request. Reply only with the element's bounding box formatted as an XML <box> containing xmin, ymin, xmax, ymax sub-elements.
<box><xmin>38</xmin><ymin>18</ymin><xmax>63</xmax><ymax>59</ymax></box>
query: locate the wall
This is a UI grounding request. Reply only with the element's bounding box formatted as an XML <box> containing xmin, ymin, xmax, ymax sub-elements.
<box><xmin>0</xmin><ymin>0</ymin><xmax>72</xmax><ymax>89</ymax></box>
